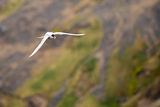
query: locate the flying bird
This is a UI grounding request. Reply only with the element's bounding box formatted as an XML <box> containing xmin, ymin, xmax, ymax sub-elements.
<box><xmin>29</xmin><ymin>32</ymin><xmax>84</xmax><ymax>57</ymax></box>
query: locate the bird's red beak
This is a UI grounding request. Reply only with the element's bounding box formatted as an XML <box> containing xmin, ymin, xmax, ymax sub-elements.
<box><xmin>53</xmin><ymin>36</ymin><xmax>56</xmax><ymax>39</ymax></box>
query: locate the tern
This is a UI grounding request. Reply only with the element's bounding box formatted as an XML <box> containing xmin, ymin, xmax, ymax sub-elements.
<box><xmin>29</xmin><ymin>32</ymin><xmax>84</xmax><ymax>57</ymax></box>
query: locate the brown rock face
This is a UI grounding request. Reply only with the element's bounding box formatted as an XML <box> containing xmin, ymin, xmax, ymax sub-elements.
<box><xmin>0</xmin><ymin>0</ymin><xmax>8</xmax><ymax>10</ymax></box>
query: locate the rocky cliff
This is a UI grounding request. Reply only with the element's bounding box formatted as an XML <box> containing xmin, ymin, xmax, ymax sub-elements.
<box><xmin>0</xmin><ymin>0</ymin><xmax>160</xmax><ymax>107</ymax></box>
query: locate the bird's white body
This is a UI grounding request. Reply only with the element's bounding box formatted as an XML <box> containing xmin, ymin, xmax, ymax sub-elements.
<box><xmin>46</xmin><ymin>32</ymin><xmax>54</xmax><ymax>38</ymax></box>
<box><xmin>29</xmin><ymin>32</ymin><xmax>84</xmax><ymax>57</ymax></box>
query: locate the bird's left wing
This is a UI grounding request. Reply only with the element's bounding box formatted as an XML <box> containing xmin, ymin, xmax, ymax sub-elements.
<box><xmin>29</xmin><ymin>35</ymin><xmax>49</xmax><ymax>57</ymax></box>
<box><xmin>54</xmin><ymin>32</ymin><xmax>85</xmax><ymax>36</ymax></box>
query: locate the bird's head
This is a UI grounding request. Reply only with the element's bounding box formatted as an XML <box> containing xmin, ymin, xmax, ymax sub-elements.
<box><xmin>51</xmin><ymin>34</ymin><xmax>56</xmax><ymax>39</ymax></box>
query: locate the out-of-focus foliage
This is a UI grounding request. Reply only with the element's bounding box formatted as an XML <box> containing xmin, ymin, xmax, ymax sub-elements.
<box><xmin>104</xmin><ymin>36</ymin><xmax>160</xmax><ymax>106</ymax></box>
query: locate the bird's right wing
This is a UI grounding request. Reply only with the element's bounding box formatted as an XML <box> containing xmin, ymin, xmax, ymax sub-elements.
<box><xmin>29</xmin><ymin>35</ymin><xmax>49</xmax><ymax>57</ymax></box>
<box><xmin>54</xmin><ymin>32</ymin><xmax>85</xmax><ymax>36</ymax></box>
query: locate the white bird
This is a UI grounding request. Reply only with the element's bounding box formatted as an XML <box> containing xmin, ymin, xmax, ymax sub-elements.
<box><xmin>29</xmin><ymin>32</ymin><xmax>84</xmax><ymax>57</ymax></box>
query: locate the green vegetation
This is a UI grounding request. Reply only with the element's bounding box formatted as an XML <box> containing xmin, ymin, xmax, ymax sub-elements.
<box><xmin>104</xmin><ymin>36</ymin><xmax>160</xmax><ymax>106</ymax></box>
<box><xmin>31</xmin><ymin>69</ymin><xmax>55</xmax><ymax>90</ymax></box>
<box><xmin>0</xmin><ymin>94</ymin><xmax>26</xmax><ymax>107</ymax></box>
<box><xmin>57</xmin><ymin>56</ymin><xmax>99</xmax><ymax>107</ymax></box>
<box><xmin>82</xmin><ymin>57</ymin><xmax>98</xmax><ymax>72</ymax></box>
<box><xmin>0</xmin><ymin>0</ymin><xmax>24</xmax><ymax>20</ymax></box>
<box><xmin>76</xmin><ymin>94</ymin><xmax>100</xmax><ymax>107</ymax></box>
<box><xmin>57</xmin><ymin>93</ymin><xmax>78</xmax><ymax>107</ymax></box>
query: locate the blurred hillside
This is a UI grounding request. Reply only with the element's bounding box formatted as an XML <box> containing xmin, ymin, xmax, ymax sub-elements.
<box><xmin>0</xmin><ymin>0</ymin><xmax>160</xmax><ymax>107</ymax></box>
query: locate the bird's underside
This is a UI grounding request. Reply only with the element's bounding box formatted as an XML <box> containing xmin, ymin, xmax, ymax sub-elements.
<box><xmin>29</xmin><ymin>32</ymin><xmax>84</xmax><ymax>57</ymax></box>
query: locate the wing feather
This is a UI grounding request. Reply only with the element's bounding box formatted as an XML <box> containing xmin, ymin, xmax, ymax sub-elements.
<box><xmin>29</xmin><ymin>35</ymin><xmax>49</xmax><ymax>57</ymax></box>
<box><xmin>54</xmin><ymin>32</ymin><xmax>84</xmax><ymax>36</ymax></box>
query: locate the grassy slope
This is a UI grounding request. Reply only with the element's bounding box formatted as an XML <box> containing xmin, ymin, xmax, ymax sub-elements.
<box><xmin>14</xmin><ymin>18</ymin><xmax>102</xmax><ymax>106</ymax></box>
<box><xmin>57</xmin><ymin>56</ymin><xmax>100</xmax><ymax>107</ymax></box>
<box><xmin>76</xmin><ymin>94</ymin><xmax>101</xmax><ymax>107</ymax></box>
<box><xmin>104</xmin><ymin>36</ymin><xmax>160</xmax><ymax>107</ymax></box>
<box><xmin>0</xmin><ymin>94</ymin><xmax>26</xmax><ymax>107</ymax></box>
<box><xmin>0</xmin><ymin>0</ymin><xmax>24</xmax><ymax>21</ymax></box>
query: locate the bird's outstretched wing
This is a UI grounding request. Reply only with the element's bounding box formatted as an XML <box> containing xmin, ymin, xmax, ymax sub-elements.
<box><xmin>54</xmin><ymin>32</ymin><xmax>85</xmax><ymax>36</ymax></box>
<box><xmin>29</xmin><ymin>35</ymin><xmax>49</xmax><ymax>57</ymax></box>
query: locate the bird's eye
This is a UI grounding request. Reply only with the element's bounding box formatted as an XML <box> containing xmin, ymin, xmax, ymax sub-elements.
<box><xmin>52</xmin><ymin>34</ymin><xmax>55</xmax><ymax>36</ymax></box>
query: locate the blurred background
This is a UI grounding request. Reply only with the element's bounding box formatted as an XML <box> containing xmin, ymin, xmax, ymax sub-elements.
<box><xmin>0</xmin><ymin>0</ymin><xmax>160</xmax><ymax>107</ymax></box>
